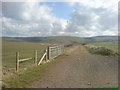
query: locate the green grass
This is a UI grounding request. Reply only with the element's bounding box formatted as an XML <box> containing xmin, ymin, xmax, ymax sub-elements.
<box><xmin>2</xmin><ymin>38</ymin><xmax>47</xmax><ymax>74</ymax></box>
<box><xmin>2</xmin><ymin>42</ymin><xmax>78</xmax><ymax>88</ymax></box>
<box><xmin>87</xmin><ymin>42</ymin><xmax>119</xmax><ymax>56</ymax></box>
<box><xmin>90</xmin><ymin>42</ymin><xmax>119</xmax><ymax>53</ymax></box>
<box><xmin>2</xmin><ymin>36</ymin><xmax>84</xmax><ymax>73</ymax></box>
<box><xmin>3</xmin><ymin>59</ymin><xmax>60</xmax><ymax>88</ymax></box>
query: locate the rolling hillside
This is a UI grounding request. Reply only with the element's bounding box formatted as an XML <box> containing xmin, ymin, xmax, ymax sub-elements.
<box><xmin>2</xmin><ymin>36</ymin><xmax>86</xmax><ymax>44</ymax></box>
<box><xmin>85</xmin><ymin>36</ymin><xmax>119</xmax><ymax>43</ymax></box>
<box><xmin>2</xmin><ymin>36</ymin><xmax>119</xmax><ymax>44</ymax></box>
<box><xmin>91</xmin><ymin>42</ymin><xmax>119</xmax><ymax>53</ymax></box>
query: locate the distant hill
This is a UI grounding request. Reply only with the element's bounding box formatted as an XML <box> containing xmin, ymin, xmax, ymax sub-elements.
<box><xmin>38</xmin><ymin>36</ymin><xmax>85</xmax><ymax>43</ymax></box>
<box><xmin>85</xmin><ymin>36</ymin><xmax>119</xmax><ymax>43</ymax></box>
<box><xmin>2</xmin><ymin>36</ymin><xmax>85</xmax><ymax>44</ymax></box>
<box><xmin>2</xmin><ymin>36</ymin><xmax>119</xmax><ymax>44</ymax></box>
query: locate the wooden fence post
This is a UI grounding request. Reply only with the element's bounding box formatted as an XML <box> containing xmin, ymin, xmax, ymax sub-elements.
<box><xmin>16</xmin><ymin>52</ymin><xmax>19</xmax><ymax>71</ymax></box>
<box><xmin>35</xmin><ymin>50</ymin><xmax>37</xmax><ymax>66</ymax></box>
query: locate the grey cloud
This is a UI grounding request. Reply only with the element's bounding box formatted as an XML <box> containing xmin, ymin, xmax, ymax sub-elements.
<box><xmin>65</xmin><ymin>3</ymin><xmax>117</xmax><ymax>36</ymax></box>
<box><xmin>2</xmin><ymin>1</ymin><xmax>118</xmax><ymax>37</ymax></box>
<box><xmin>2</xmin><ymin>2</ymin><xmax>25</xmax><ymax>21</ymax></box>
<box><xmin>98</xmin><ymin>11</ymin><xmax>117</xmax><ymax>30</ymax></box>
<box><xmin>2</xmin><ymin>2</ymin><xmax>67</xmax><ymax>37</ymax></box>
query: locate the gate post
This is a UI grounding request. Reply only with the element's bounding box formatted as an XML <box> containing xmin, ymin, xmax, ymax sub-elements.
<box><xmin>47</xmin><ymin>46</ymin><xmax>50</xmax><ymax>60</ymax></box>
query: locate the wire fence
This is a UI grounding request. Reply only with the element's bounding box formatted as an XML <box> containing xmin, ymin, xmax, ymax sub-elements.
<box><xmin>3</xmin><ymin>45</ymin><xmax>64</xmax><ymax>75</ymax></box>
<box><xmin>2</xmin><ymin>49</ymin><xmax>46</xmax><ymax>75</ymax></box>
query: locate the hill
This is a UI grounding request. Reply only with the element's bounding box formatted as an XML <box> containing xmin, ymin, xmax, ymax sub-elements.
<box><xmin>85</xmin><ymin>36</ymin><xmax>119</xmax><ymax>43</ymax></box>
<box><xmin>2</xmin><ymin>36</ymin><xmax>119</xmax><ymax>44</ymax></box>
<box><xmin>2</xmin><ymin>36</ymin><xmax>85</xmax><ymax>44</ymax></box>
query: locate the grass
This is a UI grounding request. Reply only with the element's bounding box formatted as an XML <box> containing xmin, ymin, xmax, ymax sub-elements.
<box><xmin>2</xmin><ymin>43</ymin><xmax>77</xmax><ymax>88</ymax></box>
<box><xmin>2</xmin><ymin>36</ymin><xmax>85</xmax><ymax>74</ymax></box>
<box><xmin>2</xmin><ymin>38</ymin><xmax>47</xmax><ymax>74</ymax></box>
<box><xmin>3</xmin><ymin>59</ymin><xmax>60</xmax><ymax>88</ymax></box>
<box><xmin>90</xmin><ymin>42</ymin><xmax>119</xmax><ymax>53</ymax></box>
<box><xmin>87</xmin><ymin>42</ymin><xmax>119</xmax><ymax>56</ymax></box>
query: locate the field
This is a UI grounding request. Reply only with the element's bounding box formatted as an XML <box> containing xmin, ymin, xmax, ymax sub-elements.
<box><xmin>3</xmin><ymin>44</ymin><xmax>118</xmax><ymax>88</ymax></box>
<box><xmin>3</xmin><ymin>59</ymin><xmax>60</xmax><ymax>88</ymax></box>
<box><xmin>2</xmin><ymin>37</ymin><xmax>119</xmax><ymax>88</ymax></box>
<box><xmin>2</xmin><ymin>40</ymin><xmax>77</xmax><ymax>88</ymax></box>
<box><xmin>2</xmin><ymin>37</ymin><xmax>119</xmax><ymax>74</ymax></box>
<box><xmin>3</xmin><ymin>36</ymin><xmax>83</xmax><ymax>75</ymax></box>
<box><xmin>2</xmin><ymin>38</ymin><xmax>47</xmax><ymax>75</ymax></box>
<box><xmin>90</xmin><ymin>42</ymin><xmax>119</xmax><ymax>53</ymax></box>
<box><xmin>3</xmin><ymin>37</ymin><xmax>119</xmax><ymax>74</ymax></box>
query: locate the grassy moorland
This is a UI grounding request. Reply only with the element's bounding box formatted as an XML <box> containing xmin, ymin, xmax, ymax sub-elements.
<box><xmin>86</xmin><ymin>42</ymin><xmax>119</xmax><ymax>56</ymax></box>
<box><xmin>3</xmin><ymin>36</ymin><xmax>85</xmax><ymax>43</ymax></box>
<box><xmin>3</xmin><ymin>59</ymin><xmax>60</xmax><ymax>88</ymax></box>
<box><xmin>2</xmin><ymin>36</ymin><xmax>84</xmax><ymax>75</ymax></box>
<box><xmin>91</xmin><ymin>42</ymin><xmax>119</xmax><ymax>53</ymax></box>
<box><xmin>2</xmin><ymin>36</ymin><xmax>119</xmax><ymax>73</ymax></box>
<box><xmin>2</xmin><ymin>36</ymin><xmax>119</xmax><ymax>88</ymax></box>
<box><xmin>2</xmin><ymin>38</ymin><xmax>47</xmax><ymax>74</ymax></box>
<box><xmin>39</xmin><ymin>36</ymin><xmax>85</xmax><ymax>43</ymax></box>
<box><xmin>2</xmin><ymin>43</ymin><xmax>78</xmax><ymax>88</ymax></box>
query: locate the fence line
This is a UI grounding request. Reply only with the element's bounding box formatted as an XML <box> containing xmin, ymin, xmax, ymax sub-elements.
<box><xmin>16</xmin><ymin>45</ymin><xmax>64</xmax><ymax>71</ymax></box>
<box><xmin>16</xmin><ymin>52</ymin><xmax>32</xmax><ymax>71</ymax></box>
<box><xmin>38</xmin><ymin>49</ymin><xmax>47</xmax><ymax>65</ymax></box>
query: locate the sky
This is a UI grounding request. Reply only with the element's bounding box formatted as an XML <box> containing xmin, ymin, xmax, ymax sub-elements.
<box><xmin>1</xmin><ymin>0</ymin><xmax>119</xmax><ymax>37</ymax></box>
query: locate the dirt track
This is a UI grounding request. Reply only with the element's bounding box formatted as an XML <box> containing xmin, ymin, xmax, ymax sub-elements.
<box><xmin>27</xmin><ymin>45</ymin><xmax>118</xmax><ymax>88</ymax></box>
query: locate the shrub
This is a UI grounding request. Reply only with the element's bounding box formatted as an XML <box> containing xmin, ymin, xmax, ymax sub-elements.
<box><xmin>85</xmin><ymin>45</ymin><xmax>118</xmax><ymax>56</ymax></box>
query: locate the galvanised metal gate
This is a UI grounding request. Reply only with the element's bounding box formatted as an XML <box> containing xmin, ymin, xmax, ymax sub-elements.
<box><xmin>48</xmin><ymin>45</ymin><xmax>64</xmax><ymax>60</ymax></box>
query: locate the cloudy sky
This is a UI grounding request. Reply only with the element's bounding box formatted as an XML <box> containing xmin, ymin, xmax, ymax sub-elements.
<box><xmin>2</xmin><ymin>0</ymin><xmax>118</xmax><ymax>37</ymax></box>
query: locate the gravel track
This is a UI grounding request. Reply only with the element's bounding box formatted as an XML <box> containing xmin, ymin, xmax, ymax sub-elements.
<box><xmin>27</xmin><ymin>45</ymin><xmax>118</xmax><ymax>88</ymax></box>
